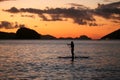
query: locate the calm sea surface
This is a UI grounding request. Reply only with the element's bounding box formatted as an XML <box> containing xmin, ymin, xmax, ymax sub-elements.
<box><xmin>0</xmin><ymin>40</ymin><xmax>120</xmax><ymax>80</ymax></box>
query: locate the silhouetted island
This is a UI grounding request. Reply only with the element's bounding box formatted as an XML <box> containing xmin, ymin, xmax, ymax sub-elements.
<box><xmin>16</xmin><ymin>27</ymin><xmax>41</xmax><ymax>39</ymax></box>
<box><xmin>41</xmin><ymin>35</ymin><xmax>56</xmax><ymax>40</ymax></box>
<box><xmin>101</xmin><ymin>29</ymin><xmax>120</xmax><ymax>40</ymax></box>
<box><xmin>59</xmin><ymin>35</ymin><xmax>91</xmax><ymax>40</ymax></box>
<box><xmin>1</xmin><ymin>28</ymin><xmax>119</xmax><ymax>40</ymax></box>
<box><xmin>0</xmin><ymin>31</ymin><xmax>15</xmax><ymax>39</ymax></box>
<box><xmin>0</xmin><ymin>27</ymin><xmax>56</xmax><ymax>40</ymax></box>
<box><xmin>0</xmin><ymin>27</ymin><xmax>92</xmax><ymax>40</ymax></box>
<box><xmin>59</xmin><ymin>37</ymin><xmax>74</xmax><ymax>40</ymax></box>
<box><xmin>75</xmin><ymin>35</ymin><xmax>91</xmax><ymax>40</ymax></box>
<box><xmin>2</xmin><ymin>27</ymin><xmax>119</xmax><ymax>40</ymax></box>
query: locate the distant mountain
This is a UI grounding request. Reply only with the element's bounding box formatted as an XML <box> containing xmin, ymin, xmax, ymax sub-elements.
<box><xmin>16</xmin><ymin>27</ymin><xmax>41</xmax><ymax>39</ymax></box>
<box><xmin>41</xmin><ymin>35</ymin><xmax>56</xmax><ymax>39</ymax></box>
<box><xmin>59</xmin><ymin>35</ymin><xmax>92</xmax><ymax>40</ymax></box>
<box><xmin>101</xmin><ymin>29</ymin><xmax>120</xmax><ymax>40</ymax></box>
<box><xmin>76</xmin><ymin>35</ymin><xmax>91</xmax><ymax>40</ymax></box>
<box><xmin>0</xmin><ymin>27</ymin><xmax>57</xmax><ymax>40</ymax></box>
<box><xmin>59</xmin><ymin>37</ymin><xmax>74</xmax><ymax>40</ymax></box>
<box><xmin>0</xmin><ymin>31</ymin><xmax>15</xmax><ymax>39</ymax></box>
<box><xmin>0</xmin><ymin>27</ymin><xmax>93</xmax><ymax>40</ymax></box>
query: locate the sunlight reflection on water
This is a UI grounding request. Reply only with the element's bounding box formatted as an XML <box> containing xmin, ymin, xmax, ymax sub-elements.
<box><xmin>0</xmin><ymin>40</ymin><xmax>120</xmax><ymax>80</ymax></box>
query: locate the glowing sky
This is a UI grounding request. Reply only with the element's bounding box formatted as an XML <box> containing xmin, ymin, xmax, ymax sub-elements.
<box><xmin>0</xmin><ymin>0</ymin><xmax>120</xmax><ymax>39</ymax></box>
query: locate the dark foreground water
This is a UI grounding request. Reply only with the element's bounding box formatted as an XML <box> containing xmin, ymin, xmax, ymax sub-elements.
<box><xmin>0</xmin><ymin>40</ymin><xmax>120</xmax><ymax>80</ymax></box>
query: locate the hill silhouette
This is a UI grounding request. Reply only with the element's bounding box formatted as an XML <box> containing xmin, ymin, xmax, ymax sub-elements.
<box><xmin>16</xmin><ymin>27</ymin><xmax>41</xmax><ymax>39</ymax></box>
<box><xmin>76</xmin><ymin>35</ymin><xmax>91</xmax><ymax>40</ymax></box>
<box><xmin>41</xmin><ymin>35</ymin><xmax>56</xmax><ymax>39</ymax></box>
<box><xmin>0</xmin><ymin>31</ymin><xmax>15</xmax><ymax>39</ymax></box>
<box><xmin>0</xmin><ymin>27</ymin><xmax>56</xmax><ymax>40</ymax></box>
<box><xmin>101</xmin><ymin>29</ymin><xmax>120</xmax><ymax>40</ymax></box>
<box><xmin>2</xmin><ymin>28</ymin><xmax>119</xmax><ymax>40</ymax></box>
<box><xmin>0</xmin><ymin>27</ymin><xmax>92</xmax><ymax>40</ymax></box>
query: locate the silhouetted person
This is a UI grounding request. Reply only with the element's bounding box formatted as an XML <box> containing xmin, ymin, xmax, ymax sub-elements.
<box><xmin>68</xmin><ymin>41</ymin><xmax>74</xmax><ymax>61</ymax></box>
<box><xmin>71</xmin><ymin>41</ymin><xmax>75</xmax><ymax>61</ymax></box>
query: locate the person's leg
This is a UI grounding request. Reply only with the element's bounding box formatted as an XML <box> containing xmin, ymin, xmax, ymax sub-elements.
<box><xmin>71</xmin><ymin>48</ymin><xmax>74</xmax><ymax>61</ymax></box>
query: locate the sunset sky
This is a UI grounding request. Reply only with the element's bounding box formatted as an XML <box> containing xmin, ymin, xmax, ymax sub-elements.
<box><xmin>0</xmin><ymin>0</ymin><xmax>120</xmax><ymax>39</ymax></box>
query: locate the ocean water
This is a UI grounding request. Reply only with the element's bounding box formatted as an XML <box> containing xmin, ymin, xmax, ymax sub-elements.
<box><xmin>0</xmin><ymin>40</ymin><xmax>120</xmax><ymax>80</ymax></box>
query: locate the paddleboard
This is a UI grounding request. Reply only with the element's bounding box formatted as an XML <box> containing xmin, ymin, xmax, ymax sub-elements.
<box><xmin>58</xmin><ymin>56</ymin><xmax>89</xmax><ymax>59</ymax></box>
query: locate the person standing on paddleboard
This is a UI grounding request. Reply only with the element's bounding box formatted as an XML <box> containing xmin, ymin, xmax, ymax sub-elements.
<box><xmin>71</xmin><ymin>41</ymin><xmax>74</xmax><ymax>61</ymax></box>
<box><xmin>68</xmin><ymin>41</ymin><xmax>75</xmax><ymax>61</ymax></box>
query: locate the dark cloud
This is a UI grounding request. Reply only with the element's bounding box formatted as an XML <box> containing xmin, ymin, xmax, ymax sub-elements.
<box><xmin>0</xmin><ymin>21</ymin><xmax>19</xmax><ymax>29</ymax></box>
<box><xmin>20</xmin><ymin>8</ymin><xmax>43</xmax><ymax>14</ymax></box>
<box><xmin>97</xmin><ymin>1</ymin><xmax>120</xmax><ymax>9</ymax></box>
<box><xmin>103</xmin><ymin>0</ymin><xmax>120</xmax><ymax>2</ymax></box>
<box><xmin>0</xmin><ymin>21</ymin><xmax>12</xmax><ymax>29</ymax></box>
<box><xmin>5</xmin><ymin>7</ymin><xmax>19</xmax><ymax>13</ymax></box>
<box><xmin>5</xmin><ymin>7</ymin><xmax>95</xmax><ymax>25</ymax></box>
<box><xmin>67</xmin><ymin>3</ymin><xmax>89</xmax><ymax>10</ymax></box>
<box><xmin>39</xmin><ymin>14</ymin><xmax>50</xmax><ymax>21</ymax></box>
<box><xmin>44</xmin><ymin>8</ymin><xmax>95</xmax><ymax>24</ymax></box>
<box><xmin>21</xmin><ymin>14</ymin><xmax>35</xmax><ymax>18</ymax></box>
<box><xmin>89</xmin><ymin>23</ymin><xmax>98</xmax><ymax>26</ymax></box>
<box><xmin>4</xmin><ymin>1</ymin><xmax>120</xmax><ymax>26</ymax></box>
<box><xmin>95</xmin><ymin>2</ymin><xmax>120</xmax><ymax>19</ymax></box>
<box><xmin>49</xmin><ymin>14</ymin><xmax>63</xmax><ymax>21</ymax></box>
